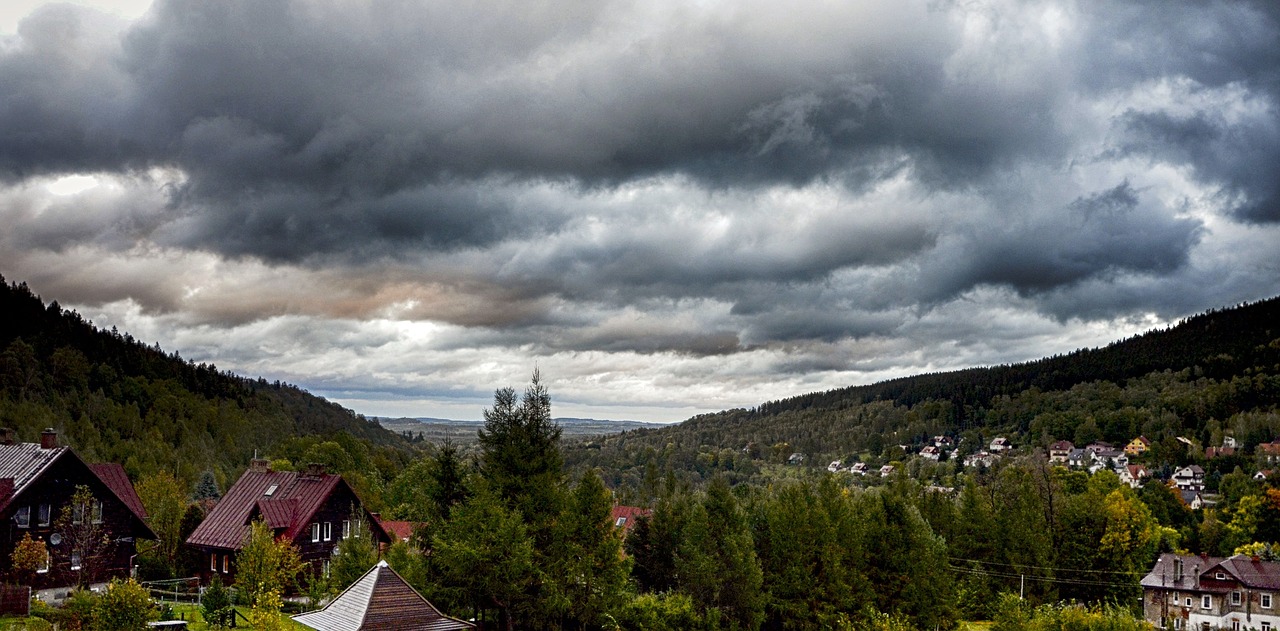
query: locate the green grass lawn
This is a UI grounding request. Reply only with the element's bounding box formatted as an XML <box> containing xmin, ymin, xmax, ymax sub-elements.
<box><xmin>960</xmin><ymin>622</ymin><xmax>994</xmax><ymax>631</ymax></box>
<box><xmin>166</xmin><ymin>603</ymin><xmax>310</xmax><ymax>630</ymax></box>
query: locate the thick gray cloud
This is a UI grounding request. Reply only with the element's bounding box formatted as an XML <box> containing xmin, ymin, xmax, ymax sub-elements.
<box><xmin>1</xmin><ymin>0</ymin><xmax>1279</xmax><ymax>420</ymax></box>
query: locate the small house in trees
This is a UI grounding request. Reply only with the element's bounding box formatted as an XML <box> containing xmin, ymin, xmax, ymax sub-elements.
<box><xmin>1066</xmin><ymin>448</ymin><xmax>1089</xmax><ymax>469</ymax></box>
<box><xmin>1172</xmin><ymin>465</ymin><xmax>1206</xmax><ymax>492</ymax></box>
<box><xmin>293</xmin><ymin>560</ymin><xmax>474</xmax><ymax>630</ymax></box>
<box><xmin>1259</xmin><ymin>440</ymin><xmax>1280</xmax><ymax>464</ymax></box>
<box><xmin>989</xmin><ymin>437</ymin><xmax>1012</xmax><ymax>453</ymax></box>
<box><xmin>1048</xmin><ymin>440</ymin><xmax>1074</xmax><ymax>464</ymax></box>
<box><xmin>849</xmin><ymin>462</ymin><xmax>868</xmax><ymax>475</ymax></box>
<box><xmin>1256</xmin><ymin>470</ymin><xmax>1274</xmax><ymax>482</ymax></box>
<box><xmin>0</xmin><ymin>428</ymin><xmax>154</xmax><ymax>589</ymax></box>
<box><xmin>1125</xmin><ymin>436</ymin><xmax>1151</xmax><ymax>456</ymax></box>
<box><xmin>610</xmin><ymin>505</ymin><xmax>652</xmax><ymax>538</ymax></box>
<box><xmin>185</xmin><ymin>459</ymin><xmax>391</xmax><ymax>586</ymax></box>
<box><xmin>920</xmin><ymin>446</ymin><xmax>941</xmax><ymax>461</ymax></box>
<box><xmin>1118</xmin><ymin>465</ymin><xmax>1149</xmax><ymax>489</ymax></box>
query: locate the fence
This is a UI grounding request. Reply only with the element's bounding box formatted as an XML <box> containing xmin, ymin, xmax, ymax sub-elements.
<box><xmin>141</xmin><ymin>577</ymin><xmax>202</xmax><ymax>606</ymax></box>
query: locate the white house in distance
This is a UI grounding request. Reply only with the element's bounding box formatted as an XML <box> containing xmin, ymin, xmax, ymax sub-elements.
<box><xmin>989</xmin><ymin>437</ymin><xmax>1012</xmax><ymax>453</ymax></box>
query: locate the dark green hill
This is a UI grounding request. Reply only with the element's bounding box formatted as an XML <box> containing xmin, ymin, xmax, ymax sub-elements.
<box><xmin>571</xmin><ymin>296</ymin><xmax>1280</xmax><ymax>491</ymax></box>
<box><xmin>0</xmin><ymin>274</ymin><xmax>410</xmax><ymax>489</ymax></box>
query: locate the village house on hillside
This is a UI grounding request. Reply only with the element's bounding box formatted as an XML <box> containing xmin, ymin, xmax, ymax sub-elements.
<box><xmin>1143</xmin><ymin>553</ymin><xmax>1280</xmax><ymax>630</ymax></box>
<box><xmin>1048</xmin><ymin>440</ymin><xmax>1074</xmax><ymax>464</ymax></box>
<box><xmin>611</xmin><ymin>505</ymin><xmax>652</xmax><ymax>539</ymax></box>
<box><xmin>186</xmin><ymin>459</ymin><xmax>391</xmax><ymax>586</ymax></box>
<box><xmin>0</xmin><ymin>429</ymin><xmax>154</xmax><ymax>590</ymax></box>
<box><xmin>1125</xmin><ymin>436</ymin><xmax>1151</xmax><ymax>456</ymax></box>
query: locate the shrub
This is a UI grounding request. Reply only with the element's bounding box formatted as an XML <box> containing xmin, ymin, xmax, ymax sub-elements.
<box><xmin>200</xmin><ymin>574</ymin><xmax>233</xmax><ymax>628</ymax></box>
<box><xmin>93</xmin><ymin>578</ymin><xmax>156</xmax><ymax>631</ymax></box>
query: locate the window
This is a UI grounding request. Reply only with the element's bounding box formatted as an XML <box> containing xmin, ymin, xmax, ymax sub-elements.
<box><xmin>1234</xmin><ymin>620</ymin><xmax>1241</xmax><ymax>631</ymax></box>
<box><xmin>1185</xmin><ymin>598</ymin><xmax>1192</xmax><ymax>607</ymax></box>
<box><xmin>1217</xmin><ymin>572</ymin><xmax>1227</xmax><ymax>580</ymax></box>
<box><xmin>264</xmin><ymin>484</ymin><xmax>278</xmax><ymax>497</ymax></box>
<box><xmin>72</xmin><ymin>503</ymin><xmax>84</xmax><ymax>525</ymax></box>
<box><xmin>1264</xmin><ymin>593</ymin><xmax>1273</xmax><ymax>609</ymax></box>
<box><xmin>323</xmin><ymin>522</ymin><xmax>332</xmax><ymax>542</ymax></box>
<box><xmin>311</xmin><ymin>522</ymin><xmax>320</xmax><ymax>542</ymax></box>
<box><xmin>222</xmin><ymin>555</ymin><xmax>228</xmax><ymax>573</ymax></box>
<box><xmin>615</xmin><ymin>517</ymin><xmax>627</xmax><ymax>527</ymax></box>
<box><xmin>1173</xmin><ymin>618</ymin><xmax>1182</xmax><ymax>630</ymax></box>
<box><xmin>1202</xmin><ymin>595</ymin><xmax>1212</xmax><ymax>609</ymax></box>
<box><xmin>322</xmin><ymin>560</ymin><xmax>330</xmax><ymax>578</ymax></box>
<box><xmin>210</xmin><ymin>554</ymin><xmax>217</xmax><ymax>571</ymax></box>
<box><xmin>14</xmin><ymin>506</ymin><xmax>29</xmax><ymax>528</ymax></box>
<box><xmin>91</xmin><ymin>500</ymin><xmax>103</xmax><ymax>524</ymax></box>
<box><xmin>37</xmin><ymin>550</ymin><xmax>49</xmax><ymax>574</ymax></box>
<box><xmin>342</xmin><ymin>520</ymin><xmax>350</xmax><ymax>539</ymax></box>
<box><xmin>1233</xmin><ymin>591</ymin><xmax>1242</xmax><ymax>606</ymax></box>
<box><xmin>37</xmin><ymin>504</ymin><xmax>50</xmax><ymax>527</ymax></box>
<box><xmin>1264</xmin><ymin>623</ymin><xmax>1272</xmax><ymax>631</ymax></box>
<box><xmin>70</xmin><ymin>551</ymin><xmax>81</xmax><ymax>571</ymax></box>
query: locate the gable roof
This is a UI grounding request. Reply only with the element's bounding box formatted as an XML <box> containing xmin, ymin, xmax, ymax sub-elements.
<box><xmin>187</xmin><ymin>467</ymin><xmax>385</xmax><ymax>550</ymax></box>
<box><xmin>0</xmin><ymin>443</ymin><xmax>155</xmax><ymax>539</ymax></box>
<box><xmin>611</xmin><ymin>505</ymin><xmax>652</xmax><ymax>535</ymax></box>
<box><xmin>292</xmin><ymin>560</ymin><xmax>475</xmax><ymax>630</ymax></box>
<box><xmin>1143</xmin><ymin>553</ymin><xmax>1224</xmax><ymax>590</ymax></box>
<box><xmin>1215</xmin><ymin>555</ymin><xmax>1280</xmax><ymax>590</ymax></box>
<box><xmin>0</xmin><ymin>443</ymin><xmax>66</xmax><ymax>513</ymax></box>
<box><xmin>377</xmin><ymin>519</ymin><xmax>419</xmax><ymax>543</ymax></box>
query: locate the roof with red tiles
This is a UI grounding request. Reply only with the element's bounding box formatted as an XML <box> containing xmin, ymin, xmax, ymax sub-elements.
<box><xmin>293</xmin><ymin>560</ymin><xmax>475</xmax><ymax>630</ymax></box>
<box><xmin>378</xmin><ymin>519</ymin><xmax>420</xmax><ymax>543</ymax></box>
<box><xmin>610</xmin><ymin>505</ymin><xmax>652</xmax><ymax>535</ymax></box>
<box><xmin>187</xmin><ymin>465</ymin><xmax>388</xmax><ymax>550</ymax></box>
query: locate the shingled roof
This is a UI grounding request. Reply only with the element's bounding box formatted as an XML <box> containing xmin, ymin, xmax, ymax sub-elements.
<box><xmin>186</xmin><ymin>465</ymin><xmax>386</xmax><ymax>550</ymax></box>
<box><xmin>292</xmin><ymin>560</ymin><xmax>475</xmax><ymax>631</ymax></box>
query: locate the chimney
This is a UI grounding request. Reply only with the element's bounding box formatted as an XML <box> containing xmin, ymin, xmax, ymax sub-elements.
<box><xmin>0</xmin><ymin>428</ymin><xmax>14</xmax><ymax>445</ymax></box>
<box><xmin>304</xmin><ymin>463</ymin><xmax>326</xmax><ymax>477</ymax></box>
<box><xmin>248</xmin><ymin>458</ymin><xmax>271</xmax><ymax>474</ymax></box>
<box><xmin>40</xmin><ymin>428</ymin><xmax>57</xmax><ymax>449</ymax></box>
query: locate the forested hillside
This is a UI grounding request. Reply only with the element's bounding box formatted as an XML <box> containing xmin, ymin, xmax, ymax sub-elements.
<box><xmin>568</xmin><ymin>296</ymin><xmax>1280</xmax><ymax>490</ymax></box>
<box><xmin>0</xmin><ymin>275</ymin><xmax>411</xmax><ymax>491</ymax></box>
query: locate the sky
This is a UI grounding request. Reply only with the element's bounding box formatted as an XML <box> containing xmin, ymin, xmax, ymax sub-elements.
<box><xmin>1</xmin><ymin>0</ymin><xmax>1278</xmax><ymax>423</ymax></box>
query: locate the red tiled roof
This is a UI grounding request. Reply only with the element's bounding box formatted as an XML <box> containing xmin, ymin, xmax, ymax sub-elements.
<box><xmin>187</xmin><ymin>468</ymin><xmax>343</xmax><ymax>550</ymax></box>
<box><xmin>89</xmin><ymin>463</ymin><xmax>148</xmax><ymax>521</ymax></box>
<box><xmin>610</xmin><ymin>505</ymin><xmax>652</xmax><ymax>535</ymax></box>
<box><xmin>378</xmin><ymin>519</ymin><xmax>419</xmax><ymax>543</ymax></box>
<box><xmin>256</xmin><ymin>498</ymin><xmax>299</xmax><ymax>530</ymax></box>
<box><xmin>293</xmin><ymin>561</ymin><xmax>475</xmax><ymax>630</ymax></box>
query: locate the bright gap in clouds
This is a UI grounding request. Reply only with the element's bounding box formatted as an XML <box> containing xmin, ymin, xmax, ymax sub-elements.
<box><xmin>0</xmin><ymin>0</ymin><xmax>152</xmax><ymax>34</ymax></box>
<box><xmin>45</xmin><ymin>174</ymin><xmax>101</xmax><ymax>196</ymax></box>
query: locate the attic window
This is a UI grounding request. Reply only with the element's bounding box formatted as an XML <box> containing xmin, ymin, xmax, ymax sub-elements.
<box><xmin>264</xmin><ymin>485</ymin><xmax>278</xmax><ymax>497</ymax></box>
<box><xmin>615</xmin><ymin>517</ymin><xmax>627</xmax><ymax>527</ymax></box>
<box><xmin>1217</xmin><ymin>572</ymin><xmax>1226</xmax><ymax>580</ymax></box>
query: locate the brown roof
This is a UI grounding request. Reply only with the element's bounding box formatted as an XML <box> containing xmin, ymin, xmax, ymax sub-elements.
<box><xmin>1142</xmin><ymin>553</ymin><xmax>1224</xmax><ymax>590</ymax></box>
<box><xmin>611</xmin><ymin>505</ymin><xmax>652</xmax><ymax>535</ymax></box>
<box><xmin>377</xmin><ymin>519</ymin><xmax>419</xmax><ymax>543</ymax></box>
<box><xmin>187</xmin><ymin>467</ymin><xmax>374</xmax><ymax>550</ymax></box>
<box><xmin>0</xmin><ymin>443</ymin><xmax>65</xmax><ymax>513</ymax></box>
<box><xmin>89</xmin><ymin>463</ymin><xmax>149</xmax><ymax>521</ymax></box>
<box><xmin>292</xmin><ymin>560</ymin><xmax>475</xmax><ymax>630</ymax></box>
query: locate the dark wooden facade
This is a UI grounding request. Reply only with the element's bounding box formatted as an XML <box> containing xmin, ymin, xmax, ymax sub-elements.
<box><xmin>0</xmin><ymin>430</ymin><xmax>154</xmax><ymax>590</ymax></box>
<box><xmin>187</xmin><ymin>461</ymin><xmax>390</xmax><ymax>587</ymax></box>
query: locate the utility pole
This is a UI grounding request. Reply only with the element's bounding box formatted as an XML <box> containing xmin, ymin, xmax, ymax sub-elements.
<box><xmin>1021</xmin><ymin>574</ymin><xmax>1025</xmax><ymax>599</ymax></box>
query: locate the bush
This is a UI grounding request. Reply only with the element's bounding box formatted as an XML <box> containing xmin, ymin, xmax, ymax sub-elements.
<box><xmin>615</xmin><ymin>592</ymin><xmax>706</xmax><ymax>631</ymax></box>
<box><xmin>93</xmin><ymin>578</ymin><xmax>157</xmax><ymax>631</ymax></box>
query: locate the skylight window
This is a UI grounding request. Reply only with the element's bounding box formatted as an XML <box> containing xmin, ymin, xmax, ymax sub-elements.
<box><xmin>265</xmin><ymin>484</ymin><xmax>278</xmax><ymax>496</ymax></box>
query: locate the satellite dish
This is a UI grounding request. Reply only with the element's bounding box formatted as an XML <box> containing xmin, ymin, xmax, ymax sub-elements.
<box><xmin>49</xmin><ymin>533</ymin><xmax>62</xmax><ymax>546</ymax></box>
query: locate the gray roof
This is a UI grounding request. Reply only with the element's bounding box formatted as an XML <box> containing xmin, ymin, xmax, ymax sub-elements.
<box><xmin>1143</xmin><ymin>553</ymin><xmax>1280</xmax><ymax>592</ymax></box>
<box><xmin>293</xmin><ymin>561</ymin><xmax>474</xmax><ymax>631</ymax></box>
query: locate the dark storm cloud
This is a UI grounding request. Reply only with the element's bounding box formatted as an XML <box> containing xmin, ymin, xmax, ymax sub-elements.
<box><xmin>2</xmin><ymin>0</ymin><xmax>1279</xmax><ymax>364</ymax></box>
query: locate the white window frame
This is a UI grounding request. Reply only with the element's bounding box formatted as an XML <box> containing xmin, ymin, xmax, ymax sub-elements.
<box><xmin>37</xmin><ymin>503</ymin><xmax>51</xmax><ymax>527</ymax></box>
<box><xmin>322</xmin><ymin>559</ymin><xmax>330</xmax><ymax>578</ymax></box>
<box><xmin>210</xmin><ymin>554</ymin><xmax>217</xmax><ymax>571</ymax></box>
<box><xmin>1263</xmin><ymin>593</ymin><xmax>1273</xmax><ymax>609</ymax></box>
<box><xmin>70</xmin><ymin>551</ymin><xmax>82</xmax><ymax>571</ymax></box>
<box><xmin>1217</xmin><ymin>572</ymin><xmax>1226</xmax><ymax>580</ymax></box>
<box><xmin>91</xmin><ymin>500</ymin><xmax>103</xmax><ymax>524</ymax></box>
<box><xmin>1185</xmin><ymin>598</ymin><xmax>1192</xmax><ymax>607</ymax></box>
<box><xmin>615</xmin><ymin>517</ymin><xmax>627</xmax><ymax>527</ymax></box>
<box><xmin>14</xmin><ymin>506</ymin><xmax>30</xmax><ymax>528</ymax></box>
<box><xmin>342</xmin><ymin>520</ymin><xmax>350</xmax><ymax>539</ymax></box>
<box><xmin>37</xmin><ymin>550</ymin><xmax>49</xmax><ymax>574</ymax></box>
<box><xmin>1233</xmin><ymin>620</ymin><xmax>1241</xmax><ymax>631</ymax></box>
<box><xmin>311</xmin><ymin>522</ymin><xmax>320</xmax><ymax>542</ymax></box>
<box><xmin>222</xmin><ymin>555</ymin><xmax>228</xmax><ymax>573</ymax></box>
<box><xmin>1233</xmin><ymin>591</ymin><xmax>1242</xmax><ymax>606</ymax></box>
<box><xmin>1202</xmin><ymin>595</ymin><xmax>1212</xmax><ymax>610</ymax></box>
<box><xmin>323</xmin><ymin>522</ymin><xmax>332</xmax><ymax>542</ymax></box>
<box><xmin>1263</xmin><ymin>622</ymin><xmax>1271</xmax><ymax>631</ymax></box>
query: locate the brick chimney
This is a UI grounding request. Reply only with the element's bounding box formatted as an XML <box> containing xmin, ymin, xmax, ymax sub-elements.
<box><xmin>0</xmin><ymin>428</ymin><xmax>14</xmax><ymax>446</ymax></box>
<box><xmin>248</xmin><ymin>458</ymin><xmax>271</xmax><ymax>473</ymax></box>
<box><xmin>40</xmin><ymin>428</ymin><xmax>57</xmax><ymax>449</ymax></box>
<box><xmin>303</xmin><ymin>463</ymin><xmax>326</xmax><ymax>477</ymax></box>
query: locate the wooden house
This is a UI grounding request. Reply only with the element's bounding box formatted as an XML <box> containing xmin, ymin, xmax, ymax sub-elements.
<box><xmin>0</xmin><ymin>428</ymin><xmax>154</xmax><ymax>589</ymax></box>
<box><xmin>185</xmin><ymin>460</ymin><xmax>390</xmax><ymax>586</ymax></box>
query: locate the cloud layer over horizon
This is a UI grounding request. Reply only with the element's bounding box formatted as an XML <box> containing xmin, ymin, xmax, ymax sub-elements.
<box><xmin>2</xmin><ymin>0</ymin><xmax>1278</xmax><ymax>421</ymax></box>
